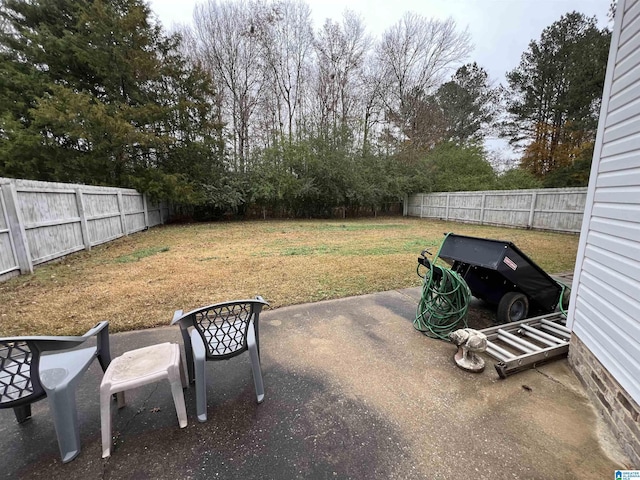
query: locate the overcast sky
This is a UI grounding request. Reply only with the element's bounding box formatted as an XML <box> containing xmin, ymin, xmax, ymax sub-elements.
<box><xmin>147</xmin><ymin>0</ymin><xmax>610</xmax><ymax>161</ymax></box>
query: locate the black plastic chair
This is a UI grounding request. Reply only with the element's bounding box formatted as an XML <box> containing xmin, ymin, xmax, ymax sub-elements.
<box><xmin>0</xmin><ymin>321</ymin><xmax>111</xmax><ymax>463</ymax></box>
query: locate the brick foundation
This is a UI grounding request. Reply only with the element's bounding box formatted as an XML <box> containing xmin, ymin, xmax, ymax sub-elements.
<box><xmin>569</xmin><ymin>334</ymin><xmax>640</xmax><ymax>467</ymax></box>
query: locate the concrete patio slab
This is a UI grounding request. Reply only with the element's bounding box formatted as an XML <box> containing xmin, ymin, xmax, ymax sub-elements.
<box><xmin>0</xmin><ymin>288</ymin><xmax>629</xmax><ymax>479</ymax></box>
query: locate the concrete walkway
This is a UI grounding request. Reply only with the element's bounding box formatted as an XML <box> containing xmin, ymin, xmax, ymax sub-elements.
<box><xmin>0</xmin><ymin>288</ymin><xmax>629</xmax><ymax>479</ymax></box>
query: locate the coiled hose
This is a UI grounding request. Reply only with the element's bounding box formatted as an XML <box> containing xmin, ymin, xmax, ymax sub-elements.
<box><xmin>557</xmin><ymin>282</ymin><xmax>570</xmax><ymax>316</ymax></box>
<box><xmin>413</xmin><ymin>235</ymin><xmax>472</xmax><ymax>340</ymax></box>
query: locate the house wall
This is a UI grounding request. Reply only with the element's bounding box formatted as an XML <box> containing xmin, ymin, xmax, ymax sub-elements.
<box><xmin>567</xmin><ymin>0</ymin><xmax>640</xmax><ymax>466</ymax></box>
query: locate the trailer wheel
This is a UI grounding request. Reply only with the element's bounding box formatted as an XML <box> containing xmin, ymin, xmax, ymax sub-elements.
<box><xmin>497</xmin><ymin>292</ymin><xmax>529</xmax><ymax>323</ymax></box>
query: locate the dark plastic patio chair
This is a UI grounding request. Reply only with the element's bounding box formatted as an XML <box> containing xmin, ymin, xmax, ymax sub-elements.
<box><xmin>0</xmin><ymin>321</ymin><xmax>111</xmax><ymax>463</ymax></box>
<box><xmin>171</xmin><ymin>297</ymin><xmax>268</xmax><ymax>422</ymax></box>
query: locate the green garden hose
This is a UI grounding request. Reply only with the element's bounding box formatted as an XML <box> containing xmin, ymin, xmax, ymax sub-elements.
<box><xmin>557</xmin><ymin>282</ymin><xmax>570</xmax><ymax>317</ymax></box>
<box><xmin>414</xmin><ymin>234</ymin><xmax>472</xmax><ymax>340</ymax></box>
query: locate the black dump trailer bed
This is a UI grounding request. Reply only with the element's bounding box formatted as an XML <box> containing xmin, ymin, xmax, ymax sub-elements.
<box><xmin>437</xmin><ymin>233</ymin><xmax>563</xmax><ymax>324</ymax></box>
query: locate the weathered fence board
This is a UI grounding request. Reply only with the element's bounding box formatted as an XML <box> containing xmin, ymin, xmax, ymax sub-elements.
<box><xmin>123</xmin><ymin>193</ymin><xmax>146</xmax><ymax>233</ymax></box>
<box><xmin>16</xmin><ymin>188</ymin><xmax>86</xmax><ymax>265</ymax></box>
<box><xmin>0</xmin><ymin>178</ymin><xmax>169</xmax><ymax>282</ymax></box>
<box><xmin>406</xmin><ymin>188</ymin><xmax>587</xmax><ymax>233</ymax></box>
<box><xmin>147</xmin><ymin>200</ymin><xmax>165</xmax><ymax>227</ymax></box>
<box><xmin>0</xmin><ymin>185</ymin><xmax>20</xmax><ymax>278</ymax></box>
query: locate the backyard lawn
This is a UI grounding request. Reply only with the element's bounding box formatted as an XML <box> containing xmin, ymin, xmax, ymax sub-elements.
<box><xmin>0</xmin><ymin>218</ymin><xmax>579</xmax><ymax>336</ymax></box>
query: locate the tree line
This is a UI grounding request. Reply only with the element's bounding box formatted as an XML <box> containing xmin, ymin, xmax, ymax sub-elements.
<box><xmin>0</xmin><ymin>0</ymin><xmax>611</xmax><ymax>219</ymax></box>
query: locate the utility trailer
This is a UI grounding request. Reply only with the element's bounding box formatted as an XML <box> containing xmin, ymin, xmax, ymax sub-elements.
<box><xmin>437</xmin><ymin>233</ymin><xmax>565</xmax><ymax>324</ymax></box>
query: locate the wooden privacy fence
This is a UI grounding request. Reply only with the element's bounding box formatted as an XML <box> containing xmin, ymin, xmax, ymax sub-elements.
<box><xmin>405</xmin><ymin>187</ymin><xmax>588</xmax><ymax>233</ymax></box>
<box><xmin>0</xmin><ymin>178</ymin><xmax>169</xmax><ymax>282</ymax></box>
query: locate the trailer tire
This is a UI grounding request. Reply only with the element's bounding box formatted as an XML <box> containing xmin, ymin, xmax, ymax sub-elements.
<box><xmin>497</xmin><ymin>292</ymin><xmax>529</xmax><ymax>324</ymax></box>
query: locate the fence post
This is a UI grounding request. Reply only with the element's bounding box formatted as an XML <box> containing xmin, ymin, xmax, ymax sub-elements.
<box><xmin>143</xmin><ymin>193</ymin><xmax>149</xmax><ymax>227</ymax></box>
<box><xmin>480</xmin><ymin>193</ymin><xmax>486</xmax><ymax>224</ymax></box>
<box><xmin>445</xmin><ymin>194</ymin><xmax>450</xmax><ymax>221</ymax></box>
<box><xmin>528</xmin><ymin>191</ymin><xmax>538</xmax><ymax>228</ymax></box>
<box><xmin>74</xmin><ymin>188</ymin><xmax>91</xmax><ymax>250</ymax></box>
<box><xmin>117</xmin><ymin>192</ymin><xmax>128</xmax><ymax>236</ymax></box>
<box><xmin>403</xmin><ymin>194</ymin><xmax>408</xmax><ymax>216</ymax></box>
<box><xmin>1</xmin><ymin>183</ymin><xmax>33</xmax><ymax>274</ymax></box>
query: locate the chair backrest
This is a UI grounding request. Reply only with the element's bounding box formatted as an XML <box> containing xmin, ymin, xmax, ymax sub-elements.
<box><xmin>190</xmin><ymin>300</ymin><xmax>266</xmax><ymax>360</ymax></box>
<box><xmin>0</xmin><ymin>340</ymin><xmax>45</xmax><ymax>409</ymax></box>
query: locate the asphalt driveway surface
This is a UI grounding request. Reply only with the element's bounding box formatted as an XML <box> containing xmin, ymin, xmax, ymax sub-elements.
<box><xmin>0</xmin><ymin>288</ymin><xmax>627</xmax><ymax>479</ymax></box>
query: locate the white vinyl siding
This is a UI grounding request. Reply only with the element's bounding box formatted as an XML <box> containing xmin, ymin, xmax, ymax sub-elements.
<box><xmin>568</xmin><ymin>0</ymin><xmax>640</xmax><ymax>404</ymax></box>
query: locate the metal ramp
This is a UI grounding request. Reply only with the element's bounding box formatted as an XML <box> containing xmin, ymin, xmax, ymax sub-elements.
<box><xmin>480</xmin><ymin>312</ymin><xmax>570</xmax><ymax>378</ymax></box>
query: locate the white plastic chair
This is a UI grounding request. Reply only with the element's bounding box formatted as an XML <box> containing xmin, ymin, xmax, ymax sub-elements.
<box><xmin>0</xmin><ymin>322</ymin><xmax>111</xmax><ymax>463</ymax></box>
<box><xmin>171</xmin><ymin>297</ymin><xmax>268</xmax><ymax>422</ymax></box>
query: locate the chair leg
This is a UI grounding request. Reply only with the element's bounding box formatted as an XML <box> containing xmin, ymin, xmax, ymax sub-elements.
<box><xmin>190</xmin><ymin>333</ymin><xmax>208</xmax><ymax>423</ymax></box>
<box><xmin>100</xmin><ymin>387</ymin><xmax>114</xmax><ymax>458</ymax></box>
<box><xmin>180</xmin><ymin>329</ymin><xmax>195</xmax><ymax>384</ymax></box>
<box><xmin>169</xmin><ymin>371</ymin><xmax>188</xmax><ymax>428</ymax></box>
<box><xmin>193</xmin><ymin>353</ymin><xmax>207</xmax><ymax>422</ymax></box>
<box><xmin>247</xmin><ymin>328</ymin><xmax>265</xmax><ymax>404</ymax></box>
<box><xmin>179</xmin><ymin>355</ymin><xmax>187</xmax><ymax>389</ymax></box>
<box><xmin>13</xmin><ymin>404</ymin><xmax>32</xmax><ymax>423</ymax></box>
<box><xmin>97</xmin><ymin>326</ymin><xmax>112</xmax><ymax>372</ymax></box>
<box><xmin>116</xmin><ymin>391</ymin><xmax>126</xmax><ymax>409</ymax></box>
<box><xmin>46</xmin><ymin>387</ymin><xmax>81</xmax><ymax>463</ymax></box>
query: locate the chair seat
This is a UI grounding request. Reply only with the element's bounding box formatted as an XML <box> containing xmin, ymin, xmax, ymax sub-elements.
<box><xmin>103</xmin><ymin>343</ymin><xmax>181</xmax><ymax>388</ymax></box>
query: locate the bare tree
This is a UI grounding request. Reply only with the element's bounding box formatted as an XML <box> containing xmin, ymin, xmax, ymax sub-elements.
<box><xmin>376</xmin><ymin>13</ymin><xmax>472</xmax><ymax>149</ymax></box>
<box><xmin>358</xmin><ymin>56</ymin><xmax>387</xmax><ymax>154</ymax></box>
<box><xmin>190</xmin><ymin>3</ymin><xmax>474</xmax><ymax>165</ymax></box>
<box><xmin>255</xmin><ymin>1</ymin><xmax>314</xmax><ymax>144</ymax></box>
<box><xmin>169</xmin><ymin>24</ymin><xmax>226</xmax><ymax>139</ymax></box>
<box><xmin>193</xmin><ymin>0</ymin><xmax>265</xmax><ymax>172</ymax></box>
<box><xmin>313</xmin><ymin>11</ymin><xmax>370</xmax><ymax>144</ymax></box>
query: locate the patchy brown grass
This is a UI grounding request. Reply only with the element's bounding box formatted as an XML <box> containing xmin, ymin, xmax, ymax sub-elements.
<box><xmin>0</xmin><ymin>218</ymin><xmax>579</xmax><ymax>336</ymax></box>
